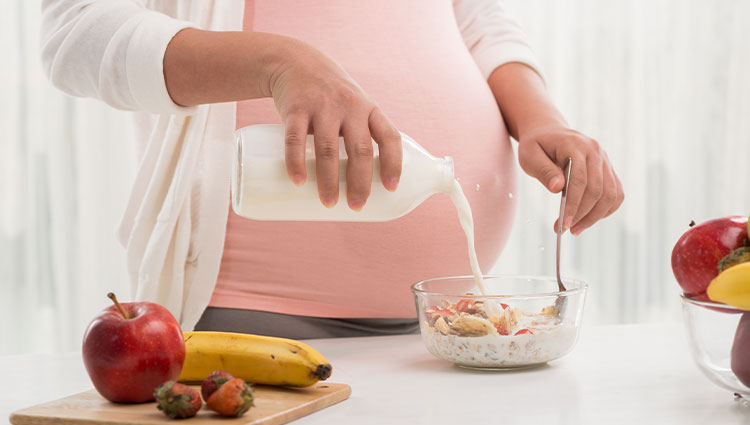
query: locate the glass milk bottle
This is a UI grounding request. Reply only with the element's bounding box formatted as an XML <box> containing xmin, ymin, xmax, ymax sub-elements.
<box><xmin>232</xmin><ymin>124</ymin><xmax>454</xmax><ymax>221</ymax></box>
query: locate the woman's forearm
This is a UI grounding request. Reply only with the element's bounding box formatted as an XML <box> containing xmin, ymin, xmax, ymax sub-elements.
<box><xmin>487</xmin><ymin>62</ymin><xmax>566</xmax><ymax>140</ymax></box>
<box><xmin>163</xmin><ymin>29</ymin><xmax>299</xmax><ymax>106</ymax></box>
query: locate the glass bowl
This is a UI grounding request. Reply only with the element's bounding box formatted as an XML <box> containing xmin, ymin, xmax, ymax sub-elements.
<box><xmin>681</xmin><ymin>294</ymin><xmax>750</xmax><ymax>399</ymax></box>
<box><xmin>411</xmin><ymin>275</ymin><xmax>587</xmax><ymax>370</ymax></box>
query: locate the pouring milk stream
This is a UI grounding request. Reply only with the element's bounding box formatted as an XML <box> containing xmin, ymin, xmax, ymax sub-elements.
<box><xmin>232</xmin><ymin>124</ymin><xmax>488</xmax><ymax>295</ymax></box>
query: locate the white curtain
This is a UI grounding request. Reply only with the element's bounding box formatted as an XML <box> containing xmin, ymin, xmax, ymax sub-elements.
<box><xmin>2</xmin><ymin>0</ymin><xmax>749</xmax><ymax>354</ymax></box>
<box><xmin>1</xmin><ymin>1</ymin><xmax>135</xmax><ymax>355</ymax></box>
<box><xmin>493</xmin><ymin>0</ymin><xmax>750</xmax><ymax>324</ymax></box>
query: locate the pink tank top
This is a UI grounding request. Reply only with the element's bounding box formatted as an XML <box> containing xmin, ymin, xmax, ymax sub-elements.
<box><xmin>209</xmin><ymin>0</ymin><xmax>517</xmax><ymax>318</ymax></box>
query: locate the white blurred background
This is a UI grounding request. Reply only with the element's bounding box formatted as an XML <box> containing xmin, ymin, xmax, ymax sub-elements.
<box><xmin>2</xmin><ymin>0</ymin><xmax>749</xmax><ymax>355</ymax></box>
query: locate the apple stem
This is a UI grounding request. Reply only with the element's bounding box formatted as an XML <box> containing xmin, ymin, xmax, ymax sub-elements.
<box><xmin>107</xmin><ymin>292</ymin><xmax>130</xmax><ymax>319</ymax></box>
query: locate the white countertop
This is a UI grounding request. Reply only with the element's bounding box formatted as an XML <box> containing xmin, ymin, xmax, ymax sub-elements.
<box><xmin>3</xmin><ymin>323</ymin><xmax>749</xmax><ymax>424</ymax></box>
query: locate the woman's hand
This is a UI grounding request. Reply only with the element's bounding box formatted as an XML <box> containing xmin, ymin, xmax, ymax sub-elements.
<box><xmin>517</xmin><ymin>125</ymin><xmax>624</xmax><ymax>235</ymax></box>
<box><xmin>268</xmin><ymin>39</ymin><xmax>402</xmax><ymax>210</ymax></box>
<box><xmin>488</xmin><ymin>63</ymin><xmax>624</xmax><ymax>235</ymax></box>
<box><xmin>163</xmin><ymin>30</ymin><xmax>401</xmax><ymax>210</ymax></box>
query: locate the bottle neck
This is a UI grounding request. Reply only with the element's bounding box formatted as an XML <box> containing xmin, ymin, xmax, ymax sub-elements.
<box><xmin>438</xmin><ymin>156</ymin><xmax>455</xmax><ymax>194</ymax></box>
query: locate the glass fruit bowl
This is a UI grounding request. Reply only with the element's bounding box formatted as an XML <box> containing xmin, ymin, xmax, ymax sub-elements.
<box><xmin>681</xmin><ymin>294</ymin><xmax>750</xmax><ymax>400</ymax></box>
<box><xmin>411</xmin><ymin>275</ymin><xmax>587</xmax><ymax>370</ymax></box>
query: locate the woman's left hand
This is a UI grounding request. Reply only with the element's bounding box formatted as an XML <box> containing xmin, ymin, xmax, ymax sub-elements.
<box><xmin>517</xmin><ymin>125</ymin><xmax>624</xmax><ymax>235</ymax></box>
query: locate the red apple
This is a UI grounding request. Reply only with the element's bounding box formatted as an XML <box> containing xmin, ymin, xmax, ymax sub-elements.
<box><xmin>82</xmin><ymin>293</ymin><xmax>185</xmax><ymax>403</ymax></box>
<box><xmin>671</xmin><ymin>216</ymin><xmax>748</xmax><ymax>297</ymax></box>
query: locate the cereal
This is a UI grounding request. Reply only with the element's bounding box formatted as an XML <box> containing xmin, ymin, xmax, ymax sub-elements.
<box><xmin>420</xmin><ymin>298</ymin><xmax>577</xmax><ymax>367</ymax></box>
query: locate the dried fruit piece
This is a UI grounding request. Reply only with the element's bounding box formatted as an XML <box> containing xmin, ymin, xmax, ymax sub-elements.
<box><xmin>541</xmin><ymin>305</ymin><xmax>557</xmax><ymax>316</ymax></box>
<box><xmin>456</xmin><ymin>299</ymin><xmax>472</xmax><ymax>313</ymax></box>
<box><xmin>425</xmin><ymin>306</ymin><xmax>452</xmax><ymax>322</ymax></box>
<box><xmin>206</xmin><ymin>378</ymin><xmax>255</xmax><ymax>417</ymax></box>
<box><xmin>515</xmin><ymin>329</ymin><xmax>534</xmax><ymax>336</ymax></box>
<box><xmin>434</xmin><ymin>316</ymin><xmax>451</xmax><ymax>335</ymax></box>
<box><xmin>201</xmin><ymin>370</ymin><xmax>234</xmax><ymax>402</ymax></box>
<box><xmin>449</xmin><ymin>315</ymin><xmax>493</xmax><ymax>336</ymax></box>
<box><xmin>494</xmin><ymin>323</ymin><xmax>509</xmax><ymax>335</ymax></box>
<box><xmin>154</xmin><ymin>381</ymin><xmax>201</xmax><ymax>419</ymax></box>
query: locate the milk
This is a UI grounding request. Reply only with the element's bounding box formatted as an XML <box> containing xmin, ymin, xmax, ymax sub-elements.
<box><xmin>232</xmin><ymin>124</ymin><xmax>487</xmax><ymax>292</ymax></box>
<box><xmin>448</xmin><ymin>180</ymin><xmax>488</xmax><ymax>295</ymax></box>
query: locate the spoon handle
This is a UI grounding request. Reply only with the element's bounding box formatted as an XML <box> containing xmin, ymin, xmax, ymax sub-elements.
<box><xmin>556</xmin><ymin>157</ymin><xmax>573</xmax><ymax>290</ymax></box>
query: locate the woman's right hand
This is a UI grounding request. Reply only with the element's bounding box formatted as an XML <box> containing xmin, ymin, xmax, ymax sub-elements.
<box><xmin>163</xmin><ymin>30</ymin><xmax>401</xmax><ymax>211</ymax></box>
<box><xmin>268</xmin><ymin>38</ymin><xmax>402</xmax><ymax>210</ymax></box>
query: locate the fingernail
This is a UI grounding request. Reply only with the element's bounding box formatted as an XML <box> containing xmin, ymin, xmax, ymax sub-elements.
<box><xmin>349</xmin><ymin>199</ymin><xmax>365</xmax><ymax>211</ymax></box>
<box><xmin>564</xmin><ymin>217</ymin><xmax>574</xmax><ymax>231</ymax></box>
<box><xmin>385</xmin><ymin>177</ymin><xmax>400</xmax><ymax>192</ymax></box>
<box><xmin>321</xmin><ymin>196</ymin><xmax>337</xmax><ymax>208</ymax></box>
<box><xmin>292</xmin><ymin>174</ymin><xmax>305</xmax><ymax>186</ymax></box>
<box><xmin>548</xmin><ymin>176</ymin><xmax>561</xmax><ymax>191</ymax></box>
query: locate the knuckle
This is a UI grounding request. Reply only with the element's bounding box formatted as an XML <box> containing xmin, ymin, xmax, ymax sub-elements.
<box><xmin>337</xmin><ymin>86</ymin><xmax>358</xmax><ymax>105</ymax></box>
<box><xmin>285</xmin><ymin>132</ymin><xmax>306</xmax><ymax>148</ymax></box>
<box><xmin>284</xmin><ymin>103</ymin><xmax>307</xmax><ymax>117</ymax></box>
<box><xmin>384</xmin><ymin>128</ymin><xmax>401</xmax><ymax>143</ymax></box>
<box><xmin>542</xmin><ymin>166</ymin><xmax>559</xmax><ymax>180</ymax></box>
<box><xmin>317</xmin><ymin>142</ymin><xmax>338</xmax><ymax>160</ymax></box>
<box><xmin>590</xmin><ymin>138</ymin><xmax>603</xmax><ymax>151</ymax></box>
<box><xmin>600</xmin><ymin>191</ymin><xmax>617</xmax><ymax>206</ymax></box>
<box><xmin>315</xmin><ymin>94</ymin><xmax>335</xmax><ymax>110</ymax></box>
<box><xmin>377</xmin><ymin>132</ymin><xmax>402</xmax><ymax>152</ymax></box>
<box><xmin>571</xmin><ymin>172</ymin><xmax>587</xmax><ymax>188</ymax></box>
<box><xmin>352</xmin><ymin>142</ymin><xmax>374</xmax><ymax>158</ymax></box>
<box><xmin>589</xmin><ymin>182</ymin><xmax>604</xmax><ymax>198</ymax></box>
<box><xmin>602</xmin><ymin>189</ymin><xmax>617</xmax><ymax>204</ymax></box>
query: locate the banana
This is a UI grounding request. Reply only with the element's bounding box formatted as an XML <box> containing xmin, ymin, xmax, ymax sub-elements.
<box><xmin>177</xmin><ymin>331</ymin><xmax>332</xmax><ymax>387</ymax></box>
<box><xmin>707</xmin><ymin>262</ymin><xmax>750</xmax><ymax>309</ymax></box>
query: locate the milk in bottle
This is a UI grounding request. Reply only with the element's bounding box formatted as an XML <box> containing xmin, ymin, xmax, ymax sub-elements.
<box><xmin>233</xmin><ymin>124</ymin><xmax>455</xmax><ymax>221</ymax></box>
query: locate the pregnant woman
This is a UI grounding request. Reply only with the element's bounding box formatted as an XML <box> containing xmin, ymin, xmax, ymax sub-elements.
<box><xmin>41</xmin><ymin>0</ymin><xmax>623</xmax><ymax>337</ymax></box>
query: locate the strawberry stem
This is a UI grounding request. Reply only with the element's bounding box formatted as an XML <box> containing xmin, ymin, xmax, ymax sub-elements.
<box><xmin>107</xmin><ymin>292</ymin><xmax>130</xmax><ymax>319</ymax></box>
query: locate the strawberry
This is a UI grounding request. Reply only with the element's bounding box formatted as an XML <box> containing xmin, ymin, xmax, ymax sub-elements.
<box><xmin>154</xmin><ymin>381</ymin><xmax>202</xmax><ymax>419</ymax></box>
<box><xmin>206</xmin><ymin>378</ymin><xmax>255</xmax><ymax>417</ymax></box>
<box><xmin>494</xmin><ymin>324</ymin><xmax>509</xmax><ymax>335</ymax></box>
<box><xmin>201</xmin><ymin>370</ymin><xmax>234</xmax><ymax>402</ymax></box>
<box><xmin>515</xmin><ymin>328</ymin><xmax>534</xmax><ymax>336</ymax></box>
<box><xmin>425</xmin><ymin>306</ymin><xmax>452</xmax><ymax>321</ymax></box>
<box><xmin>456</xmin><ymin>299</ymin><xmax>472</xmax><ymax>313</ymax></box>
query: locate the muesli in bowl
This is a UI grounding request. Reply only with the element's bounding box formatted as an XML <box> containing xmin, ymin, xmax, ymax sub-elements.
<box><xmin>412</xmin><ymin>275</ymin><xmax>587</xmax><ymax>369</ymax></box>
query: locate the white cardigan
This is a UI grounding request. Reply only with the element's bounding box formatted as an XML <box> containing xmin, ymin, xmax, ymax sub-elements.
<box><xmin>40</xmin><ymin>0</ymin><xmax>542</xmax><ymax>330</ymax></box>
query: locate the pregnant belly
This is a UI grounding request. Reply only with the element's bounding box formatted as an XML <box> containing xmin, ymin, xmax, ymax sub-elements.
<box><xmin>209</xmin><ymin>0</ymin><xmax>518</xmax><ymax>317</ymax></box>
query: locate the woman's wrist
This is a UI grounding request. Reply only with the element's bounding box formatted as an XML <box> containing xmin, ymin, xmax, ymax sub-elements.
<box><xmin>488</xmin><ymin>62</ymin><xmax>567</xmax><ymax>140</ymax></box>
<box><xmin>514</xmin><ymin>108</ymin><xmax>568</xmax><ymax>141</ymax></box>
<box><xmin>163</xmin><ymin>29</ymin><xmax>296</xmax><ymax>106</ymax></box>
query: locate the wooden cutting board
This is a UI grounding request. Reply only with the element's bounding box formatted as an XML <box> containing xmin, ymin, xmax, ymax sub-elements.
<box><xmin>9</xmin><ymin>382</ymin><xmax>350</xmax><ymax>425</ymax></box>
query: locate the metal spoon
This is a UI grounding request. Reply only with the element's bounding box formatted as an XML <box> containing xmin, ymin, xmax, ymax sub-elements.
<box><xmin>554</xmin><ymin>157</ymin><xmax>573</xmax><ymax>316</ymax></box>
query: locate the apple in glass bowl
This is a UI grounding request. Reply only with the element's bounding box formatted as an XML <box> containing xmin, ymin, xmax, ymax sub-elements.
<box><xmin>674</xmin><ymin>214</ymin><xmax>750</xmax><ymax>401</ymax></box>
<box><xmin>671</xmin><ymin>215</ymin><xmax>748</xmax><ymax>299</ymax></box>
